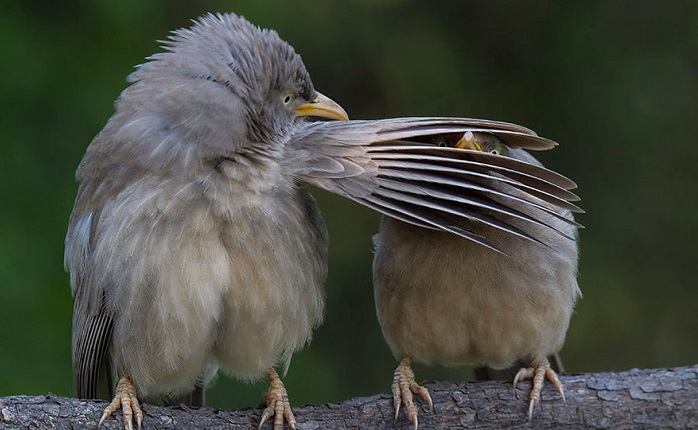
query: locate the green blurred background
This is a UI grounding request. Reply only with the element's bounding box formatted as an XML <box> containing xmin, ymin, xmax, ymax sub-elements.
<box><xmin>1</xmin><ymin>0</ymin><xmax>697</xmax><ymax>410</ymax></box>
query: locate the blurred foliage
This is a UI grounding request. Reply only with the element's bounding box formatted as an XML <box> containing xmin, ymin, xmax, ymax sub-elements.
<box><xmin>1</xmin><ymin>0</ymin><xmax>697</xmax><ymax>411</ymax></box>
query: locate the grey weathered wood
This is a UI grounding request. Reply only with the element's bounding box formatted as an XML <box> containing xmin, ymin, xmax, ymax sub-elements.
<box><xmin>0</xmin><ymin>365</ymin><xmax>696</xmax><ymax>429</ymax></box>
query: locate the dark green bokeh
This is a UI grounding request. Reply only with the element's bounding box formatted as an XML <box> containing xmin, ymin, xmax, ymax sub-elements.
<box><xmin>1</xmin><ymin>0</ymin><xmax>696</xmax><ymax>410</ymax></box>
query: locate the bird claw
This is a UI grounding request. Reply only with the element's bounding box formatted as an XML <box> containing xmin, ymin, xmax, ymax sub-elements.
<box><xmin>391</xmin><ymin>357</ymin><xmax>433</xmax><ymax>430</ymax></box>
<box><xmin>513</xmin><ymin>357</ymin><xmax>565</xmax><ymax>419</ymax></box>
<box><xmin>259</xmin><ymin>369</ymin><xmax>296</xmax><ymax>430</ymax></box>
<box><xmin>98</xmin><ymin>376</ymin><xmax>143</xmax><ymax>430</ymax></box>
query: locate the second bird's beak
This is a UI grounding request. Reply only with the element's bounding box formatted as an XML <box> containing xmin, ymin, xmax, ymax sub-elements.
<box><xmin>295</xmin><ymin>92</ymin><xmax>349</xmax><ymax>121</ymax></box>
<box><xmin>454</xmin><ymin>131</ymin><xmax>482</xmax><ymax>151</ymax></box>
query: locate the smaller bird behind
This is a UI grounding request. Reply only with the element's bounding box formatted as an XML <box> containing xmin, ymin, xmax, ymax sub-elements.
<box><xmin>372</xmin><ymin>131</ymin><xmax>582</xmax><ymax>428</ymax></box>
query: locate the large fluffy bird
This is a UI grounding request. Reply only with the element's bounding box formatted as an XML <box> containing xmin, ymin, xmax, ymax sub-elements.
<box><xmin>65</xmin><ymin>13</ymin><xmax>580</xmax><ymax>430</ymax></box>
<box><xmin>373</xmin><ymin>131</ymin><xmax>581</xmax><ymax>428</ymax></box>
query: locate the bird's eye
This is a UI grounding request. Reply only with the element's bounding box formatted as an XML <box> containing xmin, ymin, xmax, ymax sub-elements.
<box><xmin>490</xmin><ymin>149</ymin><xmax>500</xmax><ymax>155</ymax></box>
<box><xmin>437</xmin><ymin>141</ymin><xmax>447</xmax><ymax>147</ymax></box>
<box><xmin>282</xmin><ymin>94</ymin><xmax>294</xmax><ymax>105</ymax></box>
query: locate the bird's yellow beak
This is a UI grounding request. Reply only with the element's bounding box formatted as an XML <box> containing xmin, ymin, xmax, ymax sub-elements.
<box><xmin>295</xmin><ymin>92</ymin><xmax>349</xmax><ymax>121</ymax></box>
<box><xmin>454</xmin><ymin>131</ymin><xmax>482</xmax><ymax>151</ymax></box>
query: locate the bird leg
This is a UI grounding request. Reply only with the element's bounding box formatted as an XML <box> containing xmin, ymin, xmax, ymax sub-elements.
<box><xmin>98</xmin><ymin>376</ymin><xmax>143</xmax><ymax>430</ymax></box>
<box><xmin>391</xmin><ymin>356</ymin><xmax>433</xmax><ymax>430</ymax></box>
<box><xmin>259</xmin><ymin>368</ymin><xmax>296</xmax><ymax>430</ymax></box>
<box><xmin>513</xmin><ymin>356</ymin><xmax>566</xmax><ymax>419</ymax></box>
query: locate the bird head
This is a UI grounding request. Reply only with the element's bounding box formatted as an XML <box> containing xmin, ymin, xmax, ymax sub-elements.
<box><xmin>105</xmin><ymin>13</ymin><xmax>347</xmax><ymax>172</ymax></box>
<box><xmin>453</xmin><ymin>131</ymin><xmax>509</xmax><ymax>156</ymax></box>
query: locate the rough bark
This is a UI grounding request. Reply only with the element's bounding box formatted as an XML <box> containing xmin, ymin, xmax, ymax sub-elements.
<box><xmin>1</xmin><ymin>365</ymin><xmax>696</xmax><ymax>429</ymax></box>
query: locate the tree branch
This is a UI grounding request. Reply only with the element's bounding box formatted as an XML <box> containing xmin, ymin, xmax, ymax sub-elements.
<box><xmin>1</xmin><ymin>365</ymin><xmax>696</xmax><ymax>429</ymax></box>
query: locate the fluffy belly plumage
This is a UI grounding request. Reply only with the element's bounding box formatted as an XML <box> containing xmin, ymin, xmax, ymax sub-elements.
<box><xmin>374</xmin><ymin>223</ymin><xmax>578</xmax><ymax>370</ymax></box>
<box><xmin>105</xmin><ymin>192</ymin><xmax>325</xmax><ymax>399</ymax></box>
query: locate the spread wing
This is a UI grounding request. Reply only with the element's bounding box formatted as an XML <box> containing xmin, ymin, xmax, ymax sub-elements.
<box><xmin>287</xmin><ymin>117</ymin><xmax>581</xmax><ymax>252</ymax></box>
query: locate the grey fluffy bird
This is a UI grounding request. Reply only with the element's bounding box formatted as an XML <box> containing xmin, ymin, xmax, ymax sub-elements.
<box><xmin>373</xmin><ymin>131</ymin><xmax>581</xmax><ymax>428</ymax></box>
<box><xmin>65</xmin><ymin>13</ymin><xmax>580</xmax><ymax>430</ymax></box>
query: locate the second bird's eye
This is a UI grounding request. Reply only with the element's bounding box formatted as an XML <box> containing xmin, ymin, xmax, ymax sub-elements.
<box><xmin>282</xmin><ymin>94</ymin><xmax>294</xmax><ymax>105</ymax></box>
<box><xmin>490</xmin><ymin>149</ymin><xmax>500</xmax><ymax>155</ymax></box>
